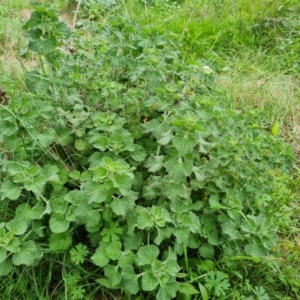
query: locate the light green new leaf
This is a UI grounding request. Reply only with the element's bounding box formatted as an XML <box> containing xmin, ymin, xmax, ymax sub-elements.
<box><xmin>0</xmin><ymin>260</ymin><xmax>13</xmax><ymax>276</ymax></box>
<box><xmin>6</xmin><ymin>219</ymin><xmax>28</xmax><ymax>235</ymax></box>
<box><xmin>104</xmin><ymin>265</ymin><xmax>121</xmax><ymax>287</ymax></box>
<box><xmin>121</xmin><ymin>265</ymin><xmax>139</xmax><ymax>294</ymax></box>
<box><xmin>12</xmin><ymin>241</ymin><xmax>38</xmax><ymax>266</ymax></box>
<box><xmin>136</xmin><ymin>245</ymin><xmax>159</xmax><ymax>266</ymax></box>
<box><xmin>49</xmin><ymin>213</ymin><xmax>70</xmax><ymax>233</ymax></box>
<box><xmin>0</xmin><ymin>181</ymin><xmax>22</xmax><ymax>200</ymax></box>
<box><xmin>142</xmin><ymin>270</ymin><xmax>159</xmax><ymax>291</ymax></box>
<box><xmin>271</xmin><ymin>121</ymin><xmax>280</xmax><ymax>136</ymax></box>
<box><xmin>82</xmin><ymin>181</ymin><xmax>107</xmax><ymax>204</ymax></box>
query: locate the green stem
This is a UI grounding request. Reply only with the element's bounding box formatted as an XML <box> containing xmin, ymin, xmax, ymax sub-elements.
<box><xmin>183</xmin><ymin>243</ymin><xmax>191</xmax><ymax>280</ymax></box>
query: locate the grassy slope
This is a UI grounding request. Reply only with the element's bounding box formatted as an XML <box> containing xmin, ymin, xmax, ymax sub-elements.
<box><xmin>1</xmin><ymin>0</ymin><xmax>300</xmax><ymax>298</ymax></box>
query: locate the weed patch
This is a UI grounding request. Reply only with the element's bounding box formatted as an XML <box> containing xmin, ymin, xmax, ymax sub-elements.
<box><xmin>0</xmin><ymin>1</ymin><xmax>299</xmax><ymax>299</ymax></box>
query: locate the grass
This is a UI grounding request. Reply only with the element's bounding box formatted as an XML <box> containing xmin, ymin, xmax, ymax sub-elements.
<box><xmin>1</xmin><ymin>0</ymin><xmax>300</xmax><ymax>298</ymax></box>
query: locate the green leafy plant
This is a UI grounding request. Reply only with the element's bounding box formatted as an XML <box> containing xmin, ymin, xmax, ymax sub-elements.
<box><xmin>0</xmin><ymin>1</ymin><xmax>296</xmax><ymax>299</ymax></box>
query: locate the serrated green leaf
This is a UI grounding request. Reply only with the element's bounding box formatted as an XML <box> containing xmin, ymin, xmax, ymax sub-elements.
<box><xmin>121</xmin><ymin>265</ymin><xmax>139</xmax><ymax>294</ymax></box>
<box><xmin>75</xmin><ymin>138</ymin><xmax>89</xmax><ymax>151</ymax></box>
<box><xmin>50</xmin><ymin>197</ymin><xmax>68</xmax><ymax>214</ymax></box>
<box><xmin>0</xmin><ymin>260</ymin><xmax>13</xmax><ymax>276</ymax></box>
<box><xmin>245</xmin><ymin>243</ymin><xmax>268</xmax><ymax>257</ymax></box>
<box><xmin>173</xmin><ymin>133</ymin><xmax>197</xmax><ymax>155</ymax></box>
<box><xmin>0</xmin><ymin>248</ymin><xmax>7</xmax><ymax>264</ymax></box>
<box><xmin>37</xmin><ymin>128</ymin><xmax>56</xmax><ymax>147</ymax></box>
<box><xmin>111</xmin><ymin>196</ymin><xmax>136</xmax><ymax>216</ymax></box>
<box><xmin>118</xmin><ymin>249</ymin><xmax>135</xmax><ymax>267</ymax></box>
<box><xmin>49</xmin><ymin>232</ymin><xmax>72</xmax><ymax>252</ymax></box>
<box><xmin>165</xmin><ymin>157</ymin><xmax>193</xmax><ymax>182</ymax></box>
<box><xmin>0</xmin><ymin>181</ymin><xmax>22</xmax><ymax>200</ymax></box>
<box><xmin>156</xmin><ymin>280</ymin><xmax>178</xmax><ymax>300</ymax></box>
<box><xmin>199</xmin><ymin>244</ymin><xmax>214</xmax><ymax>259</ymax></box>
<box><xmin>64</xmin><ymin>190</ymin><xmax>85</xmax><ymax>205</ymax></box>
<box><xmin>96</xmin><ymin>278</ymin><xmax>114</xmax><ymax>289</ymax></box>
<box><xmin>142</xmin><ymin>270</ymin><xmax>159</xmax><ymax>291</ymax></box>
<box><xmin>158</xmin><ymin>130</ymin><xmax>172</xmax><ymax>145</ymax></box>
<box><xmin>5</xmin><ymin>237</ymin><xmax>20</xmax><ymax>253</ymax></box>
<box><xmin>49</xmin><ymin>213</ymin><xmax>70</xmax><ymax>233</ymax></box>
<box><xmin>171</xmin><ymin>227</ymin><xmax>190</xmax><ymax>244</ymax></box>
<box><xmin>112</xmin><ymin>174</ymin><xmax>132</xmax><ymax>196</ymax></box>
<box><xmin>145</xmin><ymin>155</ymin><xmax>165</xmax><ymax>172</ymax></box>
<box><xmin>6</xmin><ymin>219</ymin><xmax>28</xmax><ymax>236</ymax></box>
<box><xmin>105</xmin><ymin>241</ymin><xmax>122</xmax><ymax>260</ymax></box>
<box><xmin>24</xmin><ymin>176</ymin><xmax>47</xmax><ymax>195</ymax></box>
<box><xmin>165</xmin><ymin>259</ymin><xmax>180</xmax><ymax>276</ymax></box>
<box><xmin>12</xmin><ymin>241</ymin><xmax>38</xmax><ymax>266</ymax></box>
<box><xmin>82</xmin><ymin>181</ymin><xmax>108</xmax><ymax>204</ymax></box>
<box><xmin>69</xmin><ymin>170</ymin><xmax>81</xmax><ymax>180</ymax></box>
<box><xmin>104</xmin><ymin>265</ymin><xmax>121</xmax><ymax>287</ymax></box>
<box><xmin>154</xmin><ymin>228</ymin><xmax>172</xmax><ymax>245</ymax></box>
<box><xmin>93</xmin><ymin>136</ymin><xmax>109</xmax><ymax>151</ymax></box>
<box><xmin>136</xmin><ymin>245</ymin><xmax>159</xmax><ymax>266</ymax></box>
<box><xmin>137</xmin><ymin>210</ymin><xmax>154</xmax><ymax>229</ymax></box>
<box><xmin>91</xmin><ymin>245</ymin><xmax>110</xmax><ymax>267</ymax></box>
<box><xmin>55</xmin><ymin>127</ymin><xmax>73</xmax><ymax>145</ymax></box>
<box><xmin>131</xmin><ymin>144</ymin><xmax>147</xmax><ymax>162</ymax></box>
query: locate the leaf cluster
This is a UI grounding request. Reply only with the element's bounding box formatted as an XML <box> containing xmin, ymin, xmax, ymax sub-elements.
<box><xmin>0</xmin><ymin>2</ymin><xmax>295</xmax><ymax>299</ymax></box>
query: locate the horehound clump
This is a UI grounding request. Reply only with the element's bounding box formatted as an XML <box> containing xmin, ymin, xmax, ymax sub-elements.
<box><xmin>0</xmin><ymin>2</ymin><xmax>296</xmax><ymax>299</ymax></box>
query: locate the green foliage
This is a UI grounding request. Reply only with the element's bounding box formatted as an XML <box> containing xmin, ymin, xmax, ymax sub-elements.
<box><xmin>0</xmin><ymin>1</ymin><xmax>297</xmax><ymax>299</ymax></box>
